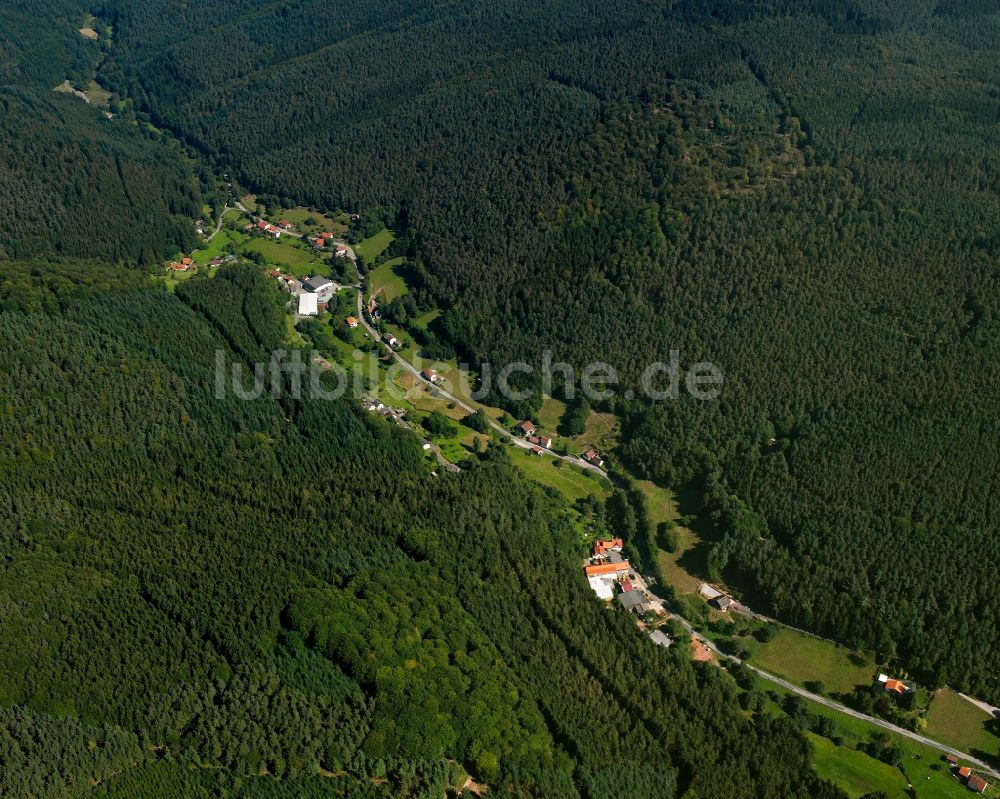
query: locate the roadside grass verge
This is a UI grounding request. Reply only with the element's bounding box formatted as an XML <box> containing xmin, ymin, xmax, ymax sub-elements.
<box><xmin>748</xmin><ymin>627</ymin><xmax>875</xmax><ymax>696</ymax></box>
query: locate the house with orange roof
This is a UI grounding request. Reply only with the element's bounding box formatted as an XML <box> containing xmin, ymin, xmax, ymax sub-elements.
<box><xmin>959</xmin><ymin>766</ymin><xmax>973</xmax><ymax>779</ymax></box>
<box><xmin>593</xmin><ymin>538</ymin><xmax>624</xmax><ymax>556</ymax></box>
<box><xmin>967</xmin><ymin>774</ymin><xmax>988</xmax><ymax>793</ymax></box>
<box><xmin>877</xmin><ymin>674</ymin><xmax>916</xmax><ymax>695</ymax></box>
<box><xmin>346</xmin><ymin>316</ymin><xmax>359</xmax><ymax>329</ymax></box>
<box><xmin>584</xmin><ymin>561</ymin><xmax>630</xmax><ymax>577</ymax></box>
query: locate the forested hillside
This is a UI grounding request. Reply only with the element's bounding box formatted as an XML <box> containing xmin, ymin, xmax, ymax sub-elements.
<box><xmin>0</xmin><ymin>1</ymin><xmax>202</xmax><ymax>264</ymax></box>
<box><xmin>97</xmin><ymin>0</ymin><xmax>1000</xmax><ymax>700</ymax></box>
<box><xmin>0</xmin><ymin>260</ymin><xmax>846</xmax><ymax>798</ymax></box>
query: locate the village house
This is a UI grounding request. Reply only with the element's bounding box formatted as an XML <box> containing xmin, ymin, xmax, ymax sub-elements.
<box><xmin>314</xmin><ymin>236</ymin><xmax>327</xmax><ymax>248</ymax></box>
<box><xmin>421</xmin><ymin>368</ymin><xmax>442</xmax><ymax>385</ymax></box>
<box><xmin>256</xmin><ymin>219</ymin><xmax>280</xmax><ymax>238</ymax></box>
<box><xmin>539</xmin><ymin>436</ymin><xmax>553</xmax><ymax>449</ymax></box>
<box><xmin>346</xmin><ymin>316</ymin><xmax>359</xmax><ymax>329</ymax></box>
<box><xmin>710</xmin><ymin>594</ymin><xmax>735</xmax><ymax>612</ymax></box>
<box><xmin>618</xmin><ymin>589</ymin><xmax>655</xmax><ymax>616</ymax></box>
<box><xmin>383</xmin><ymin>333</ymin><xmax>401</xmax><ymax>348</ymax></box>
<box><xmin>593</xmin><ymin>538</ymin><xmax>624</xmax><ymax>556</ymax></box>
<box><xmin>530</xmin><ymin>446</ymin><xmax>543</xmax><ymax>456</ymax></box>
<box><xmin>967</xmin><ymin>775</ymin><xmax>989</xmax><ymax>794</ymax></box>
<box><xmin>876</xmin><ymin>674</ymin><xmax>916</xmax><ymax>696</ymax></box>
<box><xmin>585</xmin><ymin>559</ymin><xmax>631</xmax><ymax>601</ymax></box>
<box><xmin>334</xmin><ymin>243</ymin><xmax>351</xmax><ymax>257</ymax></box>
<box><xmin>649</xmin><ymin>629</ymin><xmax>673</xmax><ymax>648</ymax></box>
<box><xmin>584</xmin><ymin>561</ymin><xmax>631</xmax><ymax>578</ymax></box>
<box><xmin>582</xmin><ymin>449</ymin><xmax>605</xmax><ymax>468</ymax></box>
<box><xmin>516</xmin><ymin>420</ymin><xmax>536</xmax><ymax>437</ymax></box>
<box><xmin>278</xmin><ymin>219</ymin><xmax>294</xmax><ymax>230</ymax></box>
<box><xmin>302</xmin><ymin>275</ymin><xmax>336</xmax><ymax>302</ymax></box>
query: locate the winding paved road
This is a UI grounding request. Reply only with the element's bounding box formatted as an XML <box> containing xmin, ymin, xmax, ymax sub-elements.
<box><xmin>672</xmin><ymin>615</ymin><xmax>1000</xmax><ymax>779</ymax></box>
<box><xmin>331</xmin><ymin>269</ymin><xmax>999</xmax><ymax>779</ymax></box>
<box><xmin>354</xmin><ymin>291</ymin><xmax>609</xmax><ymax>478</ymax></box>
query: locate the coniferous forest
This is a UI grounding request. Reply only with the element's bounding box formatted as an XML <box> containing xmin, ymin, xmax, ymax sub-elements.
<box><xmin>92</xmin><ymin>0</ymin><xmax>1000</xmax><ymax>701</ymax></box>
<box><xmin>0</xmin><ymin>261</ymin><xmax>845</xmax><ymax>797</ymax></box>
<box><xmin>1</xmin><ymin>0</ymin><xmax>999</xmax><ymax>795</ymax></box>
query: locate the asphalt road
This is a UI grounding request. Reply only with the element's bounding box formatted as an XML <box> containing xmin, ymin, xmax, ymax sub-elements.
<box><xmin>354</xmin><ymin>292</ymin><xmax>609</xmax><ymax>478</ymax></box>
<box><xmin>673</xmin><ymin>614</ymin><xmax>1000</xmax><ymax>779</ymax></box>
<box><xmin>344</xmin><ymin>276</ymin><xmax>997</xmax><ymax>778</ymax></box>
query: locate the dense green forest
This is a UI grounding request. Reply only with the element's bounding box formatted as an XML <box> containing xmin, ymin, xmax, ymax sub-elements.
<box><xmin>0</xmin><ymin>1</ymin><xmax>202</xmax><ymax>264</ymax></box>
<box><xmin>0</xmin><ymin>260</ymin><xmax>847</xmax><ymax>797</ymax></box>
<box><xmin>95</xmin><ymin>0</ymin><xmax>1000</xmax><ymax>700</ymax></box>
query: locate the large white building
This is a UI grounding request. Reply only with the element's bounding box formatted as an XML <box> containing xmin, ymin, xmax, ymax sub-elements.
<box><xmin>298</xmin><ymin>292</ymin><xmax>319</xmax><ymax>316</ymax></box>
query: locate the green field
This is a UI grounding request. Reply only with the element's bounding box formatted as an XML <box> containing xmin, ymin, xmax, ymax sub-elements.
<box><xmin>926</xmin><ymin>689</ymin><xmax>1000</xmax><ymax>761</ymax></box>
<box><xmin>508</xmin><ymin>446</ymin><xmax>612</xmax><ymax>503</ymax></box>
<box><xmin>245</xmin><ymin>237</ymin><xmax>327</xmax><ymax>272</ymax></box>
<box><xmin>274</xmin><ymin>207</ymin><xmax>346</xmax><ymax>235</ymax></box>
<box><xmin>765</xmin><ymin>689</ymin><xmax>986</xmax><ymax>799</ymax></box>
<box><xmin>412</xmin><ymin>309</ymin><xmax>441</xmax><ymax>330</ymax></box>
<box><xmin>536</xmin><ymin>396</ymin><xmax>566</xmax><ymax>433</ymax></box>
<box><xmin>807</xmin><ymin>732</ymin><xmax>909</xmax><ymax>798</ymax></box>
<box><xmin>749</xmin><ymin>628</ymin><xmax>875</xmax><ymax>696</ymax></box>
<box><xmin>191</xmin><ymin>218</ymin><xmax>247</xmax><ymax>264</ymax></box>
<box><xmin>355</xmin><ymin>229</ymin><xmax>395</xmax><ymax>261</ymax></box>
<box><xmin>368</xmin><ymin>256</ymin><xmax>408</xmax><ymax>302</ymax></box>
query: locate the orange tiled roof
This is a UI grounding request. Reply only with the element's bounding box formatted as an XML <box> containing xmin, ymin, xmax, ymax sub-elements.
<box><xmin>584</xmin><ymin>561</ymin><xmax>630</xmax><ymax>577</ymax></box>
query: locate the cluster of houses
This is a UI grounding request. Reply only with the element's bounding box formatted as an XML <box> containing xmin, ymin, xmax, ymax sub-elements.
<box><xmin>515</xmin><ymin>420</ymin><xmax>553</xmax><ymax>455</ymax></box>
<box><xmin>169</xmin><ymin>256</ymin><xmax>194</xmax><ymax>272</ymax></box>
<box><xmin>246</xmin><ymin>219</ymin><xmax>283</xmax><ymax>239</ymax></box>
<box><xmin>945</xmin><ymin>758</ymin><xmax>990</xmax><ymax>793</ymax></box>
<box><xmin>269</xmin><ymin>270</ymin><xmax>340</xmax><ymax>316</ymax></box>
<box><xmin>584</xmin><ymin>538</ymin><xmax>672</xmax><ymax>648</ymax></box>
<box><xmin>168</xmin><ymin>253</ymin><xmax>235</xmax><ymax>273</ymax></box>
<box><xmin>515</xmin><ymin>419</ymin><xmax>606</xmax><ymax>466</ymax></box>
<box><xmin>364</xmin><ymin>397</ymin><xmax>407</xmax><ymax>423</ymax></box>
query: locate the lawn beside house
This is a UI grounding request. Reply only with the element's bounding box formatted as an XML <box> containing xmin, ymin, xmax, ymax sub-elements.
<box><xmin>925</xmin><ymin>689</ymin><xmax>1000</xmax><ymax>762</ymax></box>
